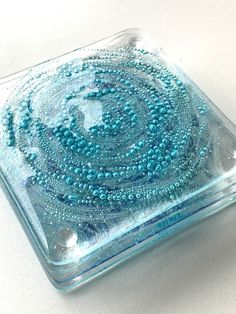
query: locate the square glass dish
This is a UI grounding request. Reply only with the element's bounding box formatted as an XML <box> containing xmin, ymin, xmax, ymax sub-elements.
<box><xmin>0</xmin><ymin>28</ymin><xmax>236</xmax><ymax>292</ymax></box>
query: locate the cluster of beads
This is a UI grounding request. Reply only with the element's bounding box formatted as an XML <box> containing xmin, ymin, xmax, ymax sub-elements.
<box><xmin>0</xmin><ymin>47</ymin><xmax>210</xmax><ymax>225</ymax></box>
<box><xmin>2</xmin><ymin>109</ymin><xmax>15</xmax><ymax>146</ymax></box>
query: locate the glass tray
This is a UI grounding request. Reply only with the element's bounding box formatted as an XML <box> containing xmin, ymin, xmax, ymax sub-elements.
<box><xmin>0</xmin><ymin>28</ymin><xmax>236</xmax><ymax>291</ymax></box>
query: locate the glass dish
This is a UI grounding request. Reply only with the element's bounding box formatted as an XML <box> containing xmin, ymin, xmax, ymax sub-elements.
<box><xmin>0</xmin><ymin>28</ymin><xmax>236</xmax><ymax>291</ymax></box>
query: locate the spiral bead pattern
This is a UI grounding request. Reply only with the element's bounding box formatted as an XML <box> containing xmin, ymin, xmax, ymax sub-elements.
<box><xmin>1</xmin><ymin>47</ymin><xmax>210</xmax><ymax>225</ymax></box>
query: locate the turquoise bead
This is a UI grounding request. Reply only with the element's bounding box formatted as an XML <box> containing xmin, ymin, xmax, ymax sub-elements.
<box><xmin>0</xmin><ymin>46</ymin><xmax>209</xmax><ymax>224</ymax></box>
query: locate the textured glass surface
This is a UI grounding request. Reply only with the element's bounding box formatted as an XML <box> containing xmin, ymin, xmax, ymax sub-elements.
<box><xmin>0</xmin><ymin>28</ymin><xmax>236</xmax><ymax>291</ymax></box>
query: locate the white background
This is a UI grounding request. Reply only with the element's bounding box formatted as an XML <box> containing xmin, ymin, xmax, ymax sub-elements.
<box><xmin>0</xmin><ymin>1</ymin><xmax>236</xmax><ymax>313</ymax></box>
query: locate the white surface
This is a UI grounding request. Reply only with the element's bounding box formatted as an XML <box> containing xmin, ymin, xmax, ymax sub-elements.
<box><xmin>0</xmin><ymin>1</ymin><xmax>236</xmax><ymax>313</ymax></box>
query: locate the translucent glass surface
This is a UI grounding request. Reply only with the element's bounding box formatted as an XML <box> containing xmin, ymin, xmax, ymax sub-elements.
<box><xmin>0</xmin><ymin>28</ymin><xmax>236</xmax><ymax>291</ymax></box>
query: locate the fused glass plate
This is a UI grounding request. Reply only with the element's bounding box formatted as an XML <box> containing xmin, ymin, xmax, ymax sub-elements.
<box><xmin>0</xmin><ymin>28</ymin><xmax>236</xmax><ymax>291</ymax></box>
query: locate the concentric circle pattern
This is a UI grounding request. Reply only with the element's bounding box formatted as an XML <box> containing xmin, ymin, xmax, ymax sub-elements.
<box><xmin>1</xmin><ymin>47</ymin><xmax>210</xmax><ymax>226</ymax></box>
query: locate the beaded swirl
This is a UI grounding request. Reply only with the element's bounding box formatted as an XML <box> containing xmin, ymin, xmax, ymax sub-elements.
<box><xmin>1</xmin><ymin>47</ymin><xmax>210</xmax><ymax>228</ymax></box>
